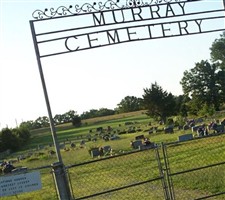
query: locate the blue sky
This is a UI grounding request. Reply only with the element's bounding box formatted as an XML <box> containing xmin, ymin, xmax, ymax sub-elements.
<box><xmin>0</xmin><ymin>0</ymin><xmax>225</xmax><ymax>128</ymax></box>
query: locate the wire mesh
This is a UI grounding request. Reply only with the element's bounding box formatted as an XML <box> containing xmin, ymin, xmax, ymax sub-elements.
<box><xmin>79</xmin><ymin>180</ymin><xmax>165</xmax><ymax>200</ymax></box>
<box><xmin>164</xmin><ymin>134</ymin><xmax>225</xmax><ymax>200</ymax></box>
<box><xmin>68</xmin><ymin>148</ymin><xmax>165</xmax><ymax>200</ymax></box>
<box><xmin>3</xmin><ymin>134</ymin><xmax>225</xmax><ymax>200</ymax></box>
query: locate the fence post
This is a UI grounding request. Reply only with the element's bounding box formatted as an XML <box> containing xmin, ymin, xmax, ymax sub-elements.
<box><xmin>30</xmin><ymin>21</ymin><xmax>73</xmax><ymax>200</ymax></box>
<box><xmin>154</xmin><ymin>146</ymin><xmax>170</xmax><ymax>200</ymax></box>
<box><xmin>51</xmin><ymin>162</ymin><xmax>73</xmax><ymax>200</ymax></box>
<box><xmin>161</xmin><ymin>142</ymin><xmax>175</xmax><ymax>200</ymax></box>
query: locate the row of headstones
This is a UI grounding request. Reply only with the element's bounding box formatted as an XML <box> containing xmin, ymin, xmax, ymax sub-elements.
<box><xmin>178</xmin><ymin>124</ymin><xmax>224</xmax><ymax>143</ymax></box>
<box><xmin>90</xmin><ymin>124</ymin><xmax>146</xmax><ymax>136</ymax></box>
<box><xmin>132</xmin><ymin>134</ymin><xmax>193</xmax><ymax>147</ymax></box>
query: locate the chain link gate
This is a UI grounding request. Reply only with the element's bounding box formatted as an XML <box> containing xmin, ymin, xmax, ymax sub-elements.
<box><xmin>161</xmin><ymin>134</ymin><xmax>225</xmax><ymax>200</ymax></box>
<box><xmin>66</xmin><ymin>134</ymin><xmax>225</xmax><ymax>200</ymax></box>
<box><xmin>67</xmin><ymin>147</ymin><xmax>171</xmax><ymax>200</ymax></box>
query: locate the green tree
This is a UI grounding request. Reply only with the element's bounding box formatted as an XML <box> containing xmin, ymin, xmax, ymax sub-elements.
<box><xmin>63</xmin><ymin>110</ymin><xmax>77</xmax><ymax>123</ymax></box>
<box><xmin>19</xmin><ymin>120</ymin><xmax>35</xmax><ymax>130</ymax></box>
<box><xmin>116</xmin><ymin>96</ymin><xmax>143</xmax><ymax>113</ymax></box>
<box><xmin>16</xmin><ymin>127</ymin><xmax>31</xmax><ymax>142</ymax></box>
<box><xmin>180</xmin><ymin>60</ymin><xmax>224</xmax><ymax>111</ymax></box>
<box><xmin>174</xmin><ymin>95</ymin><xmax>189</xmax><ymax>117</ymax></box>
<box><xmin>97</xmin><ymin>108</ymin><xmax>115</xmax><ymax>116</ymax></box>
<box><xmin>80</xmin><ymin>109</ymin><xmax>98</xmax><ymax>119</ymax></box>
<box><xmin>0</xmin><ymin>128</ymin><xmax>20</xmax><ymax>151</ymax></box>
<box><xmin>198</xmin><ymin>103</ymin><xmax>216</xmax><ymax>117</ymax></box>
<box><xmin>185</xmin><ymin>95</ymin><xmax>203</xmax><ymax>116</ymax></box>
<box><xmin>217</xmin><ymin>70</ymin><xmax>225</xmax><ymax>103</ymax></box>
<box><xmin>210</xmin><ymin>32</ymin><xmax>225</xmax><ymax>69</ymax></box>
<box><xmin>34</xmin><ymin>116</ymin><xmax>49</xmax><ymax>128</ymax></box>
<box><xmin>80</xmin><ymin>108</ymin><xmax>115</xmax><ymax>119</ymax></box>
<box><xmin>72</xmin><ymin>115</ymin><xmax>82</xmax><ymax>127</ymax></box>
<box><xmin>142</xmin><ymin>82</ymin><xmax>176</xmax><ymax>123</ymax></box>
<box><xmin>0</xmin><ymin>127</ymin><xmax>30</xmax><ymax>152</ymax></box>
<box><xmin>54</xmin><ymin>114</ymin><xmax>64</xmax><ymax>125</ymax></box>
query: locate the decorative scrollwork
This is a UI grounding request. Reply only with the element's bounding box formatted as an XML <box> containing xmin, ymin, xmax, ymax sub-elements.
<box><xmin>32</xmin><ymin>0</ymin><xmax>182</xmax><ymax>19</ymax></box>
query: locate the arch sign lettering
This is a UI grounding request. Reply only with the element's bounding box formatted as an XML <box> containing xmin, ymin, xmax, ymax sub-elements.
<box><xmin>30</xmin><ymin>0</ymin><xmax>225</xmax><ymax>58</ymax></box>
<box><xmin>29</xmin><ymin>0</ymin><xmax>225</xmax><ymax>162</ymax></box>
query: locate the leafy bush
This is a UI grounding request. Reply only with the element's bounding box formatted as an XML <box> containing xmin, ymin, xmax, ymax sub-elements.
<box><xmin>0</xmin><ymin>127</ymin><xmax>31</xmax><ymax>152</ymax></box>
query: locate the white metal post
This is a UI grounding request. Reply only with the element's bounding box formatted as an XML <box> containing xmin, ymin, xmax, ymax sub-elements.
<box><xmin>30</xmin><ymin>20</ymin><xmax>72</xmax><ymax>200</ymax></box>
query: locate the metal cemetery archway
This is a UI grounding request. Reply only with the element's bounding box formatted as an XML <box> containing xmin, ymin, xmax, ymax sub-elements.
<box><xmin>30</xmin><ymin>0</ymin><xmax>225</xmax><ymax>199</ymax></box>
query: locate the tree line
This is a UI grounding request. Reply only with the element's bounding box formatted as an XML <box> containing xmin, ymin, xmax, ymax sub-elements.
<box><xmin>3</xmin><ymin>32</ymin><xmax>225</xmax><ymax>132</ymax></box>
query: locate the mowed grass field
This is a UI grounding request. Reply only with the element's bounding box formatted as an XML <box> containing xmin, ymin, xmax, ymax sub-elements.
<box><xmin>1</xmin><ymin>111</ymin><xmax>225</xmax><ymax>199</ymax></box>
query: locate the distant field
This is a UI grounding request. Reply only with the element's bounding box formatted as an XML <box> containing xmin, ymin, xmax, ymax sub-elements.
<box><xmin>25</xmin><ymin>110</ymin><xmax>149</xmax><ymax>149</ymax></box>
<box><xmin>81</xmin><ymin>110</ymin><xmax>147</xmax><ymax>124</ymax></box>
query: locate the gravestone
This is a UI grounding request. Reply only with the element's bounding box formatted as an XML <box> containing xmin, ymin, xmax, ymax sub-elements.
<box><xmin>59</xmin><ymin>144</ymin><xmax>65</xmax><ymax>149</ymax></box>
<box><xmin>90</xmin><ymin>148</ymin><xmax>100</xmax><ymax>158</ymax></box>
<box><xmin>139</xmin><ymin>143</ymin><xmax>154</xmax><ymax>150</ymax></box>
<box><xmin>96</xmin><ymin>127</ymin><xmax>103</xmax><ymax>133</ymax></box>
<box><xmin>192</xmin><ymin>125</ymin><xmax>202</xmax><ymax>132</ymax></box>
<box><xmin>215</xmin><ymin>124</ymin><xmax>224</xmax><ymax>133</ymax></box>
<box><xmin>132</xmin><ymin>140</ymin><xmax>143</xmax><ymax>149</ymax></box>
<box><xmin>178</xmin><ymin>134</ymin><xmax>193</xmax><ymax>142</ymax></box>
<box><xmin>103</xmin><ymin>146</ymin><xmax>111</xmax><ymax>153</ymax></box>
<box><xmin>164</xmin><ymin>127</ymin><xmax>174</xmax><ymax>133</ymax></box>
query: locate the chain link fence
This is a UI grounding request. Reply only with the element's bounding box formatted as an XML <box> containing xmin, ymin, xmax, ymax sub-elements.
<box><xmin>164</xmin><ymin>134</ymin><xmax>225</xmax><ymax>200</ymax></box>
<box><xmin>1</xmin><ymin>134</ymin><xmax>225</xmax><ymax>200</ymax></box>
<box><xmin>68</xmin><ymin>133</ymin><xmax>225</xmax><ymax>200</ymax></box>
<box><xmin>67</xmin><ymin>148</ymin><xmax>166</xmax><ymax>200</ymax></box>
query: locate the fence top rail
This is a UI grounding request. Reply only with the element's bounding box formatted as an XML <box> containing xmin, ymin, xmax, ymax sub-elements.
<box><xmin>29</xmin><ymin>164</ymin><xmax>52</xmax><ymax>171</ymax></box>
